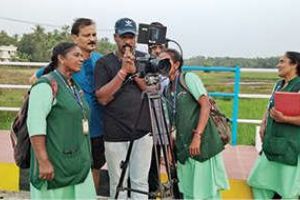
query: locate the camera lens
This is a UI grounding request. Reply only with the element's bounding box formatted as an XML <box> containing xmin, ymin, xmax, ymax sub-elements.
<box><xmin>157</xmin><ymin>59</ymin><xmax>171</xmax><ymax>76</ymax></box>
<box><xmin>136</xmin><ymin>57</ymin><xmax>171</xmax><ymax>78</ymax></box>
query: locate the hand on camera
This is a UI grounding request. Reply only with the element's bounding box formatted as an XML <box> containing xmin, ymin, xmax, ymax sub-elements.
<box><xmin>121</xmin><ymin>46</ymin><xmax>136</xmax><ymax>74</ymax></box>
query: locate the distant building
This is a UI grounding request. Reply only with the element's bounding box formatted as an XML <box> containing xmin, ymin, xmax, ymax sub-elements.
<box><xmin>0</xmin><ymin>45</ymin><xmax>17</xmax><ymax>62</ymax></box>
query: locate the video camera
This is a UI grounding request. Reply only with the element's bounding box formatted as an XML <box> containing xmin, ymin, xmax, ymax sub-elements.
<box><xmin>135</xmin><ymin>23</ymin><xmax>171</xmax><ymax>84</ymax></box>
<box><xmin>137</xmin><ymin>23</ymin><xmax>167</xmax><ymax>45</ymax></box>
<box><xmin>136</xmin><ymin>55</ymin><xmax>170</xmax><ymax>85</ymax></box>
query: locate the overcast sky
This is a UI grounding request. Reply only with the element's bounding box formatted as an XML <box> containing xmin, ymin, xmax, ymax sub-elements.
<box><xmin>0</xmin><ymin>0</ymin><xmax>299</xmax><ymax>58</ymax></box>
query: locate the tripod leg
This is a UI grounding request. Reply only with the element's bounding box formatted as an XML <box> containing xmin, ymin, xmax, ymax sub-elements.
<box><xmin>161</xmin><ymin>98</ymin><xmax>182</xmax><ymax>199</ymax></box>
<box><xmin>149</xmin><ymin>97</ymin><xmax>175</xmax><ymax>198</ymax></box>
<box><xmin>152</xmin><ymin>144</ymin><xmax>161</xmax><ymax>191</ymax></box>
<box><xmin>115</xmin><ymin>141</ymin><xmax>134</xmax><ymax>199</ymax></box>
<box><xmin>150</xmin><ymin>98</ymin><xmax>172</xmax><ymax>180</ymax></box>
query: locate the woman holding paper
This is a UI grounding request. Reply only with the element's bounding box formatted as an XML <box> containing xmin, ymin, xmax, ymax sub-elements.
<box><xmin>247</xmin><ymin>51</ymin><xmax>300</xmax><ymax>199</ymax></box>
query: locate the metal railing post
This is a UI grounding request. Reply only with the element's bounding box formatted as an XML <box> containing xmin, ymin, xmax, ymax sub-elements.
<box><xmin>231</xmin><ymin>66</ymin><xmax>240</xmax><ymax>145</ymax></box>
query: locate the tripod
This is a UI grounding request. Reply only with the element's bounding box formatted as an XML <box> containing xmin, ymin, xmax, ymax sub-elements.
<box><xmin>114</xmin><ymin>85</ymin><xmax>177</xmax><ymax>199</ymax></box>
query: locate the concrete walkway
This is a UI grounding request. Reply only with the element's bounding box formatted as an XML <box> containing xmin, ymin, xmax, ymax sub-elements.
<box><xmin>223</xmin><ymin>144</ymin><xmax>258</xmax><ymax>180</ymax></box>
<box><xmin>0</xmin><ymin>130</ymin><xmax>14</xmax><ymax>163</ymax></box>
<box><xmin>0</xmin><ymin>130</ymin><xmax>258</xmax><ymax>198</ymax></box>
<box><xmin>1</xmin><ymin>130</ymin><xmax>259</xmax><ymax>180</ymax></box>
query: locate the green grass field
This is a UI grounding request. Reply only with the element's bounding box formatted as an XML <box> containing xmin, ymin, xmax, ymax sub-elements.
<box><xmin>0</xmin><ymin>66</ymin><xmax>278</xmax><ymax>145</ymax></box>
<box><xmin>215</xmin><ymin>98</ymin><xmax>269</xmax><ymax>145</ymax></box>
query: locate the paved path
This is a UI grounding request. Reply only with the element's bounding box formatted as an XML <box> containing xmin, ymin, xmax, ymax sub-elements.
<box><xmin>1</xmin><ymin>130</ymin><xmax>258</xmax><ymax>180</ymax></box>
<box><xmin>0</xmin><ymin>130</ymin><xmax>14</xmax><ymax>163</ymax></box>
<box><xmin>0</xmin><ymin>130</ymin><xmax>258</xmax><ymax>198</ymax></box>
<box><xmin>223</xmin><ymin>144</ymin><xmax>258</xmax><ymax>180</ymax></box>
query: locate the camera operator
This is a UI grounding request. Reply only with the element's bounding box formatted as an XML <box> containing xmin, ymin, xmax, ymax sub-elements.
<box><xmin>94</xmin><ymin>18</ymin><xmax>153</xmax><ymax>200</ymax></box>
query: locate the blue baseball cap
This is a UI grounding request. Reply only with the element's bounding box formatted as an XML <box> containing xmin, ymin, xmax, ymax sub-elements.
<box><xmin>115</xmin><ymin>18</ymin><xmax>137</xmax><ymax>36</ymax></box>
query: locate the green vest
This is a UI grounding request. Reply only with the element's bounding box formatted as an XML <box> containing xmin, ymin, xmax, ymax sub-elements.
<box><xmin>169</xmin><ymin>77</ymin><xmax>224</xmax><ymax>164</ymax></box>
<box><xmin>263</xmin><ymin>76</ymin><xmax>300</xmax><ymax>166</ymax></box>
<box><xmin>30</xmin><ymin>71</ymin><xmax>92</xmax><ymax>189</ymax></box>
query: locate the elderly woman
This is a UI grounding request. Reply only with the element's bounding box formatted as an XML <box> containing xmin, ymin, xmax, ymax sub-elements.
<box><xmin>161</xmin><ymin>49</ymin><xmax>229</xmax><ymax>199</ymax></box>
<box><xmin>247</xmin><ymin>51</ymin><xmax>300</xmax><ymax>198</ymax></box>
<box><xmin>27</xmin><ymin>42</ymin><xmax>95</xmax><ymax>199</ymax></box>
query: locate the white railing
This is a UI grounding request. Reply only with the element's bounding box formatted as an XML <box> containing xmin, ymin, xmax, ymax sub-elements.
<box><xmin>238</xmin><ymin>94</ymin><xmax>270</xmax><ymax>99</ymax></box>
<box><xmin>0</xmin><ymin>61</ymin><xmax>48</xmax><ymax>67</ymax></box>
<box><xmin>0</xmin><ymin>84</ymin><xmax>30</xmax><ymax>89</ymax></box>
<box><xmin>0</xmin><ymin>84</ymin><xmax>271</xmax><ymax>124</ymax></box>
<box><xmin>240</xmin><ymin>68</ymin><xmax>277</xmax><ymax>73</ymax></box>
<box><xmin>0</xmin><ymin>62</ymin><xmax>276</xmax><ymax>125</ymax></box>
<box><xmin>0</xmin><ymin>107</ymin><xmax>19</xmax><ymax>112</ymax></box>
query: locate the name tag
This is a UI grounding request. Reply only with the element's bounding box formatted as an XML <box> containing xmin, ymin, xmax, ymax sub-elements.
<box><xmin>82</xmin><ymin>119</ymin><xmax>89</xmax><ymax>135</ymax></box>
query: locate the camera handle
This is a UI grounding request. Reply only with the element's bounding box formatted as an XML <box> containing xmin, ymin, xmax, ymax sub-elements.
<box><xmin>121</xmin><ymin>73</ymin><xmax>142</xmax><ymax>86</ymax></box>
<box><xmin>166</xmin><ymin>38</ymin><xmax>184</xmax><ymax>59</ymax></box>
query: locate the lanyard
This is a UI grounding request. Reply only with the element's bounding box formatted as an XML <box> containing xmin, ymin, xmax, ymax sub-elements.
<box><xmin>268</xmin><ymin>81</ymin><xmax>283</xmax><ymax>109</ymax></box>
<box><xmin>170</xmin><ymin>74</ymin><xmax>179</xmax><ymax>126</ymax></box>
<box><xmin>54</xmin><ymin>70</ymin><xmax>87</xmax><ymax>119</ymax></box>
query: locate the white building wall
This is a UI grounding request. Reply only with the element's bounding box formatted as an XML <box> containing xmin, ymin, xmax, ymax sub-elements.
<box><xmin>0</xmin><ymin>45</ymin><xmax>17</xmax><ymax>62</ymax></box>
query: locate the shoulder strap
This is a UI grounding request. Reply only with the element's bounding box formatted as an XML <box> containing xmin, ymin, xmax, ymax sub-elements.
<box><xmin>179</xmin><ymin>72</ymin><xmax>189</xmax><ymax>92</ymax></box>
<box><xmin>46</xmin><ymin>74</ymin><xmax>58</xmax><ymax>100</ymax></box>
<box><xmin>179</xmin><ymin>72</ymin><xmax>199</xmax><ymax>102</ymax></box>
<box><xmin>33</xmin><ymin>72</ymin><xmax>58</xmax><ymax>99</ymax></box>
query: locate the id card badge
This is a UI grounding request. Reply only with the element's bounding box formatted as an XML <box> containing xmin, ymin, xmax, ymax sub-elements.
<box><xmin>82</xmin><ymin>119</ymin><xmax>89</xmax><ymax>135</ymax></box>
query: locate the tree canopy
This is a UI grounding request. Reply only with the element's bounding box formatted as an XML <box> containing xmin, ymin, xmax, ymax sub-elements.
<box><xmin>1</xmin><ymin>25</ymin><xmax>278</xmax><ymax>68</ymax></box>
<box><xmin>184</xmin><ymin>56</ymin><xmax>278</xmax><ymax>68</ymax></box>
<box><xmin>1</xmin><ymin>25</ymin><xmax>116</xmax><ymax>62</ymax></box>
<box><xmin>0</xmin><ymin>30</ymin><xmax>18</xmax><ymax>46</ymax></box>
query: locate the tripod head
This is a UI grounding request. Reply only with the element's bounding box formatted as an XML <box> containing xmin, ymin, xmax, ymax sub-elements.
<box><xmin>144</xmin><ymin>74</ymin><xmax>161</xmax><ymax>86</ymax></box>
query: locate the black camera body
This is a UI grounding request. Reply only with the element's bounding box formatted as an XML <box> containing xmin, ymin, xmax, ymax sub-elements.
<box><xmin>137</xmin><ymin>23</ymin><xmax>167</xmax><ymax>45</ymax></box>
<box><xmin>136</xmin><ymin>55</ymin><xmax>170</xmax><ymax>77</ymax></box>
<box><xmin>136</xmin><ymin>23</ymin><xmax>170</xmax><ymax>85</ymax></box>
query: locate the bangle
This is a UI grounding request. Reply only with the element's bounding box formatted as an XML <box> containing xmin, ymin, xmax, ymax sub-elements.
<box><xmin>119</xmin><ymin>69</ymin><xmax>127</xmax><ymax>76</ymax></box>
<box><xmin>193</xmin><ymin>129</ymin><xmax>203</xmax><ymax>138</ymax></box>
<box><xmin>117</xmin><ymin>72</ymin><xmax>125</xmax><ymax>81</ymax></box>
<box><xmin>193</xmin><ymin>134</ymin><xmax>202</xmax><ymax>139</ymax></box>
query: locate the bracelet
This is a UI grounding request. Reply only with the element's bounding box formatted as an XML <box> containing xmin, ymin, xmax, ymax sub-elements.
<box><xmin>192</xmin><ymin>129</ymin><xmax>203</xmax><ymax>138</ymax></box>
<box><xmin>117</xmin><ymin>72</ymin><xmax>125</xmax><ymax>81</ymax></box>
<box><xmin>193</xmin><ymin>134</ymin><xmax>202</xmax><ymax>139</ymax></box>
<box><xmin>119</xmin><ymin>69</ymin><xmax>127</xmax><ymax>76</ymax></box>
